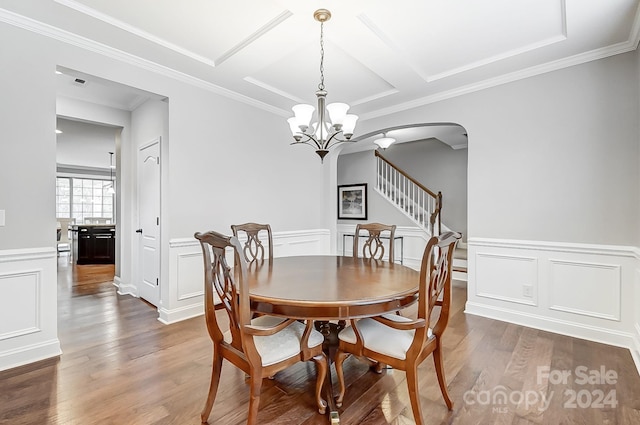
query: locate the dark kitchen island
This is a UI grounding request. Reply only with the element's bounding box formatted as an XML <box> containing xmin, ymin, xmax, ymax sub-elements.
<box><xmin>72</xmin><ymin>224</ymin><xmax>115</xmax><ymax>265</ymax></box>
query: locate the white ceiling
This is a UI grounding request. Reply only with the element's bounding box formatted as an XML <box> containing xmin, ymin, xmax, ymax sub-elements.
<box><xmin>4</xmin><ymin>0</ymin><xmax>638</xmax><ymax>161</ymax></box>
<box><xmin>56</xmin><ymin>117</ymin><xmax>119</xmax><ymax>170</ymax></box>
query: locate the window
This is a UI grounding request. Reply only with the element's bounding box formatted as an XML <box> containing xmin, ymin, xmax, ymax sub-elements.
<box><xmin>56</xmin><ymin>177</ymin><xmax>114</xmax><ymax>224</ymax></box>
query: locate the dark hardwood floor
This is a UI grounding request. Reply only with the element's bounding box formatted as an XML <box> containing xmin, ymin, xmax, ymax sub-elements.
<box><xmin>1</xmin><ymin>256</ymin><xmax>639</xmax><ymax>424</ymax></box>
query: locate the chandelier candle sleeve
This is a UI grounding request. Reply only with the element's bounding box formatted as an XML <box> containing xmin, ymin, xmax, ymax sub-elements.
<box><xmin>288</xmin><ymin>9</ymin><xmax>358</xmax><ymax>162</ymax></box>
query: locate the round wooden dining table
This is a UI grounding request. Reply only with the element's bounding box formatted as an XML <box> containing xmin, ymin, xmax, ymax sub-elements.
<box><xmin>246</xmin><ymin>255</ymin><xmax>420</xmax><ymax>424</ymax></box>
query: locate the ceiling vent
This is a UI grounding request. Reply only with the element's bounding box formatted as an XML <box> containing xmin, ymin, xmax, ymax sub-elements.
<box><xmin>73</xmin><ymin>78</ymin><xmax>86</xmax><ymax>85</ymax></box>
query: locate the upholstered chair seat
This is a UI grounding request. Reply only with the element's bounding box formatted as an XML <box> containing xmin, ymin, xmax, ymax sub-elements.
<box><xmin>228</xmin><ymin>315</ymin><xmax>325</xmax><ymax>366</ymax></box>
<box><xmin>337</xmin><ymin>314</ymin><xmax>432</xmax><ymax>361</ymax></box>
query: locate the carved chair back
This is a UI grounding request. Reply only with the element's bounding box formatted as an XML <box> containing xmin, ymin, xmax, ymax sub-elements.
<box><xmin>231</xmin><ymin>222</ymin><xmax>273</xmax><ymax>263</ymax></box>
<box><xmin>353</xmin><ymin>223</ymin><xmax>396</xmax><ymax>262</ymax></box>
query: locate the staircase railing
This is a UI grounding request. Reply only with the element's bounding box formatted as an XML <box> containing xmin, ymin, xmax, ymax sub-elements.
<box><xmin>375</xmin><ymin>150</ymin><xmax>443</xmax><ymax>237</ymax></box>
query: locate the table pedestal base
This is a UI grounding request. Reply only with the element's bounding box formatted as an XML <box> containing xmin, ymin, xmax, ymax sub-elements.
<box><xmin>315</xmin><ymin>320</ymin><xmax>345</xmax><ymax>424</ymax></box>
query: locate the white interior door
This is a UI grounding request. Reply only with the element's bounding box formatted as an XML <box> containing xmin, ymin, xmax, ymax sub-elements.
<box><xmin>137</xmin><ymin>138</ymin><xmax>161</xmax><ymax>306</ymax></box>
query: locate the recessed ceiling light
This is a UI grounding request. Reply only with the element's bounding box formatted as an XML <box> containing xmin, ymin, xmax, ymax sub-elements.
<box><xmin>56</xmin><ymin>129</ymin><xmax>62</xmax><ymax>134</ymax></box>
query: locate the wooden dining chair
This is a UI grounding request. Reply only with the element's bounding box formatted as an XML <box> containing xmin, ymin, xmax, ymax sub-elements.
<box><xmin>194</xmin><ymin>230</ymin><xmax>327</xmax><ymax>425</ymax></box>
<box><xmin>335</xmin><ymin>231</ymin><xmax>462</xmax><ymax>425</ymax></box>
<box><xmin>231</xmin><ymin>222</ymin><xmax>273</xmax><ymax>263</ymax></box>
<box><xmin>353</xmin><ymin>223</ymin><xmax>396</xmax><ymax>263</ymax></box>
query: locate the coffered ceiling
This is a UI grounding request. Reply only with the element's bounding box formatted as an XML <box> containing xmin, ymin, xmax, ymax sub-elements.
<box><xmin>3</xmin><ymin>0</ymin><xmax>639</xmax><ymax>119</ymax></box>
<box><xmin>3</xmin><ymin>0</ymin><xmax>640</xmax><ymax>156</ymax></box>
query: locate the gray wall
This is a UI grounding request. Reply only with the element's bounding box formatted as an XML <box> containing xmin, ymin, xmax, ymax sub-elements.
<box><xmin>0</xmin><ymin>21</ymin><xmax>327</xmax><ymax>254</ymax></box>
<box><xmin>337</xmin><ymin>151</ymin><xmax>415</xmax><ymax>228</ymax></box>
<box><xmin>354</xmin><ymin>50</ymin><xmax>639</xmax><ymax>246</ymax></box>
<box><xmin>1</xmin><ymin>19</ymin><xmax>639</xmax><ymax>249</ymax></box>
<box><xmin>0</xmin><ymin>25</ymin><xmax>57</xmax><ymax>249</ymax></box>
<box><xmin>337</xmin><ymin>139</ymin><xmax>468</xmax><ymax>238</ymax></box>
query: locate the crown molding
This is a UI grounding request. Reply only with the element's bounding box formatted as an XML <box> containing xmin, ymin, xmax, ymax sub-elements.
<box><xmin>54</xmin><ymin>0</ymin><xmax>217</xmax><ymax>68</ymax></box>
<box><xmin>1</xmin><ymin>6</ymin><xmax>638</xmax><ymax>122</ymax></box>
<box><xmin>360</xmin><ymin>38</ymin><xmax>638</xmax><ymax>121</ymax></box>
<box><xmin>0</xmin><ymin>7</ymin><xmax>288</xmax><ymax>117</ymax></box>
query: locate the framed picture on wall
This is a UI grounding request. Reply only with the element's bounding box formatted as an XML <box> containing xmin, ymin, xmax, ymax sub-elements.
<box><xmin>338</xmin><ymin>183</ymin><xmax>368</xmax><ymax>220</ymax></box>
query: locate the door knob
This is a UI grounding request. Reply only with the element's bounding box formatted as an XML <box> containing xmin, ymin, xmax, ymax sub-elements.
<box><xmin>135</xmin><ymin>228</ymin><xmax>143</xmax><ymax>233</ymax></box>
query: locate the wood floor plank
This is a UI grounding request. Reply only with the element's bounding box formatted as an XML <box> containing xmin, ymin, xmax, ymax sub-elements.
<box><xmin>1</xmin><ymin>258</ymin><xmax>639</xmax><ymax>424</ymax></box>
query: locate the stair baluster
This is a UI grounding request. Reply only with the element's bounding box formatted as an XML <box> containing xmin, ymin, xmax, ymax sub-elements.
<box><xmin>374</xmin><ymin>150</ymin><xmax>443</xmax><ymax>237</ymax></box>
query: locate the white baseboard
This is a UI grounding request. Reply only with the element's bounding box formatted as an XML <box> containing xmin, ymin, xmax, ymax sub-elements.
<box><xmin>633</xmin><ymin>323</ymin><xmax>640</xmax><ymax>376</ymax></box>
<box><xmin>466</xmin><ymin>301</ymin><xmax>640</xmax><ymax>377</ymax></box>
<box><xmin>0</xmin><ymin>339</ymin><xmax>61</xmax><ymax>372</ymax></box>
<box><xmin>115</xmin><ymin>276</ymin><xmax>138</xmax><ymax>297</ymax></box>
<box><xmin>158</xmin><ymin>303</ymin><xmax>203</xmax><ymax>325</ymax></box>
<box><xmin>467</xmin><ymin>237</ymin><xmax>640</xmax><ymax>378</ymax></box>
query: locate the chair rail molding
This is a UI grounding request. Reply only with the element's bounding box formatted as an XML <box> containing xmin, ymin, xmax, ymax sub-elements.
<box><xmin>466</xmin><ymin>237</ymin><xmax>640</xmax><ymax>376</ymax></box>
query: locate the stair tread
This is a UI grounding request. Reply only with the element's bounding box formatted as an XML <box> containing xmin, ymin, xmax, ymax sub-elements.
<box><xmin>454</xmin><ymin>247</ymin><xmax>467</xmax><ymax>260</ymax></box>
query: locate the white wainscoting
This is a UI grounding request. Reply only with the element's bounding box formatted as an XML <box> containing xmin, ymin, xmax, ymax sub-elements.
<box><xmin>162</xmin><ymin>229</ymin><xmax>330</xmax><ymax>324</ymax></box>
<box><xmin>634</xmin><ymin>269</ymin><xmax>640</xmax><ymax>372</ymax></box>
<box><xmin>0</xmin><ymin>248</ymin><xmax>60</xmax><ymax>372</ymax></box>
<box><xmin>467</xmin><ymin>238</ymin><xmax>640</xmax><ymax>375</ymax></box>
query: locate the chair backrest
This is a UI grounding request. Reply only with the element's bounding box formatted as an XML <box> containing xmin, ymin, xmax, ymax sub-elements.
<box><xmin>230</xmin><ymin>223</ymin><xmax>273</xmax><ymax>263</ymax></box>
<box><xmin>85</xmin><ymin>217</ymin><xmax>112</xmax><ymax>224</ymax></box>
<box><xmin>417</xmin><ymin>231</ymin><xmax>461</xmax><ymax>337</ymax></box>
<box><xmin>57</xmin><ymin>218</ymin><xmax>75</xmax><ymax>243</ymax></box>
<box><xmin>353</xmin><ymin>223</ymin><xmax>396</xmax><ymax>262</ymax></box>
<box><xmin>194</xmin><ymin>230</ymin><xmax>250</xmax><ymax>350</ymax></box>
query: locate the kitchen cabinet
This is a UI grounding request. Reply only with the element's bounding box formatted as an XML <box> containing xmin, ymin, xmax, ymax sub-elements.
<box><xmin>72</xmin><ymin>224</ymin><xmax>115</xmax><ymax>264</ymax></box>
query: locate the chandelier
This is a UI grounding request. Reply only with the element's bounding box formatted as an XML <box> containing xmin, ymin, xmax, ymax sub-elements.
<box><xmin>374</xmin><ymin>133</ymin><xmax>396</xmax><ymax>150</ymax></box>
<box><xmin>287</xmin><ymin>9</ymin><xmax>358</xmax><ymax>162</ymax></box>
<box><xmin>105</xmin><ymin>151</ymin><xmax>115</xmax><ymax>195</ymax></box>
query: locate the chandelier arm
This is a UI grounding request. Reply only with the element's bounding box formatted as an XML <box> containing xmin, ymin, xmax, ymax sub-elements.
<box><xmin>325</xmin><ymin>133</ymin><xmax>355</xmax><ymax>150</ymax></box>
<box><xmin>292</xmin><ymin>133</ymin><xmax>322</xmax><ymax>150</ymax></box>
<box><xmin>290</xmin><ymin>140</ymin><xmax>322</xmax><ymax>151</ymax></box>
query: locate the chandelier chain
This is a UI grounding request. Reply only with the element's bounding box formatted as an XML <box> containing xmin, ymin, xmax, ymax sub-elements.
<box><xmin>318</xmin><ymin>21</ymin><xmax>325</xmax><ymax>91</ymax></box>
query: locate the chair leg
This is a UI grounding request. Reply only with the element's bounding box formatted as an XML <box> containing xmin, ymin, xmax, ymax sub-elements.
<box><xmin>312</xmin><ymin>353</ymin><xmax>328</xmax><ymax>414</ymax></box>
<box><xmin>201</xmin><ymin>349</ymin><xmax>223</xmax><ymax>423</ymax></box>
<box><xmin>246</xmin><ymin>374</ymin><xmax>263</xmax><ymax>425</ymax></box>
<box><xmin>334</xmin><ymin>350</ymin><xmax>349</xmax><ymax>408</ymax></box>
<box><xmin>406</xmin><ymin>366</ymin><xmax>425</xmax><ymax>425</ymax></box>
<box><xmin>433</xmin><ymin>345</ymin><xmax>453</xmax><ymax>410</ymax></box>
